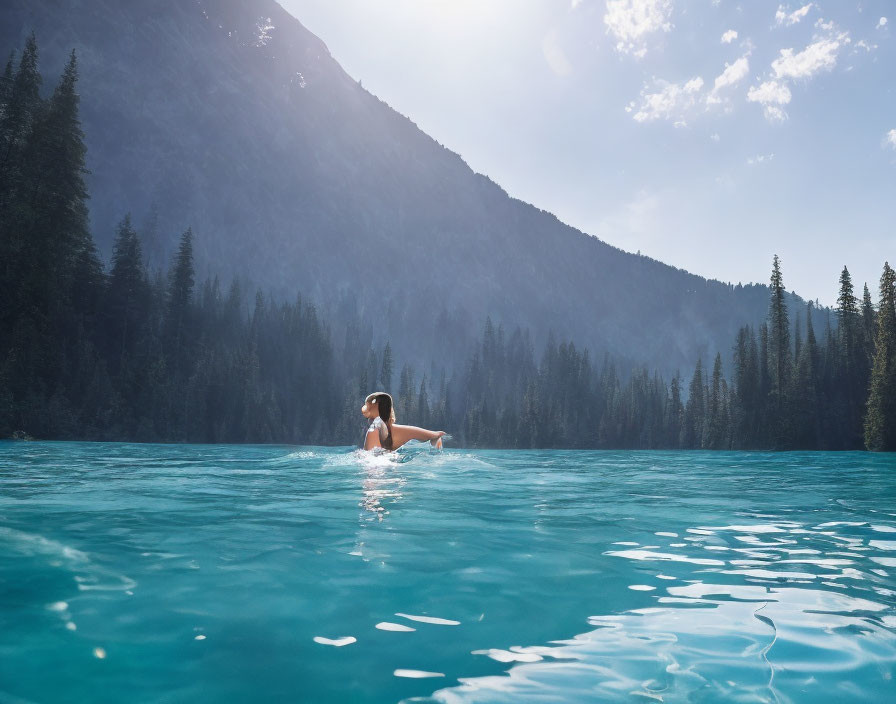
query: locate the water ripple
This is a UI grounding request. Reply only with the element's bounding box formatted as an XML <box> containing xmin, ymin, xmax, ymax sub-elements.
<box><xmin>2</xmin><ymin>443</ymin><xmax>895</xmax><ymax>703</ymax></box>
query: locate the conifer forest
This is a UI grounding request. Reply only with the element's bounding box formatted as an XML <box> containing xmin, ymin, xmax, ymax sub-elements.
<box><xmin>2</xmin><ymin>37</ymin><xmax>894</xmax><ymax>451</ymax></box>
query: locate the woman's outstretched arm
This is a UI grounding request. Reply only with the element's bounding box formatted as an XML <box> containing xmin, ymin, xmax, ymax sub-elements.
<box><xmin>397</xmin><ymin>425</ymin><xmax>443</xmax><ymax>441</ymax></box>
<box><xmin>390</xmin><ymin>424</ymin><xmax>446</xmax><ymax>449</ymax></box>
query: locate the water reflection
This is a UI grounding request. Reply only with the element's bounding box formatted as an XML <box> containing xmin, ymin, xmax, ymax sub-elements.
<box><xmin>357</xmin><ymin>452</ymin><xmax>406</xmax><ymax>522</ymax></box>
<box><xmin>428</xmin><ymin>514</ymin><xmax>896</xmax><ymax>703</ymax></box>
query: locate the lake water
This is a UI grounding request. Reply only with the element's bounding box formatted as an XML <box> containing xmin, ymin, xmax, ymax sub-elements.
<box><xmin>1</xmin><ymin>442</ymin><xmax>895</xmax><ymax>703</ymax></box>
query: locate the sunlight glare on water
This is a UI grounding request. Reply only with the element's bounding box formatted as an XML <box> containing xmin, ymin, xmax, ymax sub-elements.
<box><xmin>1</xmin><ymin>442</ymin><xmax>895</xmax><ymax>703</ymax></box>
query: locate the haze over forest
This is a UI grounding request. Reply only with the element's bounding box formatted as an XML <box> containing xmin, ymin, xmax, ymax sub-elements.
<box><xmin>1</xmin><ymin>3</ymin><xmax>894</xmax><ymax>450</ymax></box>
<box><xmin>0</xmin><ymin>0</ymin><xmax>835</xmax><ymax>378</ymax></box>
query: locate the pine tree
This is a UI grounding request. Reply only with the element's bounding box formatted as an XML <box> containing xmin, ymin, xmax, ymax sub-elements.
<box><xmin>364</xmin><ymin>349</ymin><xmax>378</xmax><ymax>392</ymax></box>
<box><xmin>731</xmin><ymin>325</ymin><xmax>761</xmax><ymax>447</ymax></box>
<box><xmin>864</xmin><ymin>262</ymin><xmax>896</xmax><ymax>451</ymax></box>
<box><xmin>398</xmin><ymin>364</ymin><xmax>415</xmax><ymax>421</ymax></box>
<box><xmin>0</xmin><ymin>37</ymin><xmax>41</xmax><ymax>327</ymax></box>
<box><xmin>793</xmin><ymin>302</ymin><xmax>820</xmax><ymax>447</ymax></box>
<box><xmin>27</xmin><ymin>49</ymin><xmax>97</xmax><ymax>332</ymax></box>
<box><xmin>417</xmin><ymin>376</ymin><xmax>430</xmax><ymax>427</ymax></box>
<box><xmin>380</xmin><ymin>342</ymin><xmax>393</xmax><ymax>392</ymax></box>
<box><xmin>706</xmin><ymin>353</ymin><xmax>728</xmax><ymax>449</ymax></box>
<box><xmin>106</xmin><ymin>214</ymin><xmax>148</xmax><ymax>371</ymax></box>
<box><xmin>0</xmin><ymin>50</ymin><xmax>15</xmax><ymax>108</ymax></box>
<box><xmin>165</xmin><ymin>227</ymin><xmax>196</xmax><ymax>378</ymax></box>
<box><xmin>862</xmin><ymin>283</ymin><xmax>876</xmax><ymax>360</ymax></box>
<box><xmin>767</xmin><ymin>255</ymin><xmax>791</xmax><ymax>448</ymax></box>
<box><xmin>758</xmin><ymin>322</ymin><xmax>770</xmax><ymax>445</ymax></box>
<box><xmin>684</xmin><ymin>358</ymin><xmax>705</xmax><ymax>449</ymax></box>
<box><xmin>838</xmin><ymin>267</ymin><xmax>860</xmax><ymax>353</ymax></box>
<box><xmin>666</xmin><ymin>373</ymin><xmax>683</xmax><ymax>447</ymax></box>
<box><xmin>836</xmin><ymin>266</ymin><xmax>864</xmax><ymax>447</ymax></box>
<box><xmin>859</xmin><ymin>281</ymin><xmax>875</xmax><ymax>402</ymax></box>
<box><xmin>0</xmin><ymin>32</ymin><xmax>41</xmax><ymax>179</ymax></box>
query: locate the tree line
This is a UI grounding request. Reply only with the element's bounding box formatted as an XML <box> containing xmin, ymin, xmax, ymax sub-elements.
<box><xmin>437</xmin><ymin>256</ymin><xmax>894</xmax><ymax>451</ymax></box>
<box><xmin>1</xmin><ymin>36</ymin><xmax>894</xmax><ymax>450</ymax></box>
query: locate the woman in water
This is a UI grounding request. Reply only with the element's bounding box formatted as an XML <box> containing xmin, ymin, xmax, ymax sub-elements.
<box><xmin>361</xmin><ymin>392</ymin><xmax>447</xmax><ymax>451</ymax></box>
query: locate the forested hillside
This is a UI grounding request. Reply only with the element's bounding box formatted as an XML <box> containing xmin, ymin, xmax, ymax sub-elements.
<box><xmin>0</xmin><ymin>0</ymin><xmax>824</xmax><ymax>376</ymax></box>
<box><xmin>2</xmin><ymin>37</ymin><xmax>894</xmax><ymax>450</ymax></box>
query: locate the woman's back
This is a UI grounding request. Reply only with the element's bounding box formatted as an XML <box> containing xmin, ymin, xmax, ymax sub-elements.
<box><xmin>366</xmin><ymin>416</ymin><xmax>392</xmax><ymax>449</ymax></box>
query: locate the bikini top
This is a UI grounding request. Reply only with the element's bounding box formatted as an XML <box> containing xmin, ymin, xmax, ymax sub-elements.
<box><xmin>367</xmin><ymin>416</ymin><xmax>392</xmax><ymax>448</ymax></box>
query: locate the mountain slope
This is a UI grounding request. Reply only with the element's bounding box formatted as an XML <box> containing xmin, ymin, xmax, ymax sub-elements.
<box><xmin>0</xmin><ymin>0</ymin><xmax>814</xmax><ymax>373</ymax></box>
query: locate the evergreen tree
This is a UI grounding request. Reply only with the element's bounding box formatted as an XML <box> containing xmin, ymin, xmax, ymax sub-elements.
<box><xmin>793</xmin><ymin>303</ymin><xmax>820</xmax><ymax>447</ymax></box>
<box><xmin>706</xmin><ymin>353</ymin><xmax>728</xmax><ymax>449</ymax></box>
<box><xmin>862</xmin><ymin>283</ymin><xmax>876</xmax><ymax>361</ymax></box>
<box><xmin>380</xmin><ymin>342</ymin><xmax>393</xmax><ymax>392</ymax></box>
<box><xmin>397</xmin><ymin>364</ymin><xmax>415</xmax><ymax>421</ymax></box>
<box><xmin>0</xmin><ymin>50</ymin><xmax>15</xmax><ymax>106</ymax></box>
<box><xmin>684</xmin><ymin>358</ymin><xmax>705</xmax><ymax>449</ymax></box>
<box><xmin>25</xmin><ymin>48</ymin><xmax>94</xmax><ymax>306</ymax></box>
<box><xmin>865</xmin><ymin>262</ymin><xmax>896</xmax><ymax>451</ymax></box>
<box><xmin>767</xmin><ymin>255</ymin><xmax>791</xmax><ymax>448</ymax></box>
<box><xmin>731</xmin><ymin>325</ymin><xmax>760</xmax><ymax>447</ymax></box>
<box><xmin>0</xmin><ymin>32</ymin><xmax>41</xmax><ymax>181</ymax></box>
<box><xmin>756</xmin><ymin>322</ymin><xmax>771</xmax><ymax>446</ymax></box>
<box><xmin>417</xmin><ymin>376</ymin><xmax>430</xmax><ymax>428</ymax></box>
<box><xmin>165</xmin><ymin>227</ymin><xmax>195</xmax><ymax>376</ymax></box>
<box><xmin>836</xmin><ymin>266</ymin><xmax>864</xmax><ymax>447</ymax></box>
<box><xmin>106</xmin><ymin>214</ymin><xmax>148</xmax><ymax>371</ymax></box>
<box><xmin>666</xmin><ymin>373</ymin><xmax>683</xmax><ymax>447</ymax></box>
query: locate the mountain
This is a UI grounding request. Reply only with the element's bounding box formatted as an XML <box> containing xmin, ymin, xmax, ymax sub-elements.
<box><xmin>0</xmin><ymin>0</ymin><xmax>820</xmax><ymax>374</ymax></box>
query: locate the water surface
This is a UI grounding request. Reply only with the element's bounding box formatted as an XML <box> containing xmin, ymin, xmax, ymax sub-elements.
<box><xmin>1</xmin><ymin>442</ymin><xmax>895</xmax><ymax>702</ymax></box>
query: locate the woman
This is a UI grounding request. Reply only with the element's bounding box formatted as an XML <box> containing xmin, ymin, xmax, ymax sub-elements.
<box><xmin>361</xmin><ymin>391</ymin><xmax>447</xmax><ymax>451</ymax></box>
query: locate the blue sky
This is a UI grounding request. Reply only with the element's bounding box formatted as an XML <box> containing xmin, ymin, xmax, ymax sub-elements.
<box><xmin>279</xmin><ymin>0</ymin><xmax>894</xmax><ymax>305</ymax></box>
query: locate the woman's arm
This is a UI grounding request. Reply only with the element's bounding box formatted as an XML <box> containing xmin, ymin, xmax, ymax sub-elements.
<box><xmin>390</xmin><ymin>424</ymin><xmax>446</xmax><ymax>447</ymax></box>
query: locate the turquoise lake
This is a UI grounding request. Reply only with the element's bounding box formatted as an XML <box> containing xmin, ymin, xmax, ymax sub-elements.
<box><xmin>1</xmin><ymin>442</ymin><xmax>895</xmax><ymax>703</ymax></box>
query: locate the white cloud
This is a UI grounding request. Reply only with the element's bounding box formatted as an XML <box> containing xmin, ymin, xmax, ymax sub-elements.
<box><xmin>775</xmin><ymin>3</ymin><xmax>813</xmax><ymax>27</ymax></box>
<box><xmin>604</xmin><ymin>0</ymin><xmax>673</xmax><ymax>57</ymax></box>
<box><xmin>746</xmin><ymin>80</ymin><xmax>791</xmax><ymax>105</ymax></box>
<box><xmin>853</xmin><ymin>39</ymin><xmax>878</xmax><ymax>53</ymax></box>
<box><xmin>886</xmin><ymin>129</ymin><xmax>896</xmax><ymax>150</ymax></box>
<box><xmin>747</xmin><ymin>19</ymin><xmax>849</xmax><ymax>122</ymax></box>
<box><xmin>711</xmin><ymin>56</ymin><xmax>750</xmax><ymax>94</ymax></box>
<box><xmin>877</xmin><ymin>17</ymin><xmax>888</xmax><ymax>29</ymax></box>
<box><xmin>627</xmin><ymin>76</ymin><xmax>704</xmax><ymax>123</ymax></box>
<box><xmin>710</xmin><ymin>132</ymin><xmax>721</xmax><ymax>142</ymax></box>
<box><xmin>721</xmin><ymin>29</ymin><xmax>738</xmax><ymax>44</ymax></box>
<box><xmin>770</xmin><ymin>34</ymin><xmax>846</xmax><ymax>79</ymax></box>
<box><xmin>746</xmin><ymin>80</ymin><xmax>791</xmax><ymax>122</ymax></box>
<box><xmin>747</xmin><ymin>153</ymin><xmax>775</xmax><ymax>165</ymax></box>
<box><xmin>763</xmin><ymin>106</ymin><xmax>788</xmax><ymax>122</ymax></box>
<box><xmin>628</xmin><ymin>53</ymin><xmax>748</xmax><ymax>123</ymax></box>
<box><xmin>571</xmin><ymin>0</ymin><xmax>583</xmax><ymax>9</ymax></box>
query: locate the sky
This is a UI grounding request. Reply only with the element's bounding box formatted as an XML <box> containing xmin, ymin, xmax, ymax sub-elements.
<box><xmin>278</xmin><ymin>0</ymin><xmax>894</xmax><ymax>305</ymax></box>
